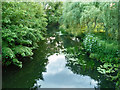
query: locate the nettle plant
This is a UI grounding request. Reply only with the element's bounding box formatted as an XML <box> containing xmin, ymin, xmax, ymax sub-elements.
<box><xmin>2</xmin><ymin>2</ymin><xmax>48</xmax><ymax>67</ymax></box>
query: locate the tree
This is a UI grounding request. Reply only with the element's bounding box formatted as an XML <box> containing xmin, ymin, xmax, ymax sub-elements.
<box><xmin>60</xmin><ymin>2</ymin><xmax>118</xmax><ymax>40</ymax></box>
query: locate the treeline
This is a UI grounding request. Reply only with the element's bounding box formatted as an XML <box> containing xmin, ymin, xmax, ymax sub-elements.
<box><xmin>60</xmin><ymin>2</ymin><xmax>118</xmax><ymax>40</ymax></box>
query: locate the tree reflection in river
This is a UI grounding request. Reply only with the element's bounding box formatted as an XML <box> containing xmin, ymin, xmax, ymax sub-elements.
<box><xmin>65</xmin><ymin>45</ymin><xmax>115</xmax><ymax>88</ymax></box>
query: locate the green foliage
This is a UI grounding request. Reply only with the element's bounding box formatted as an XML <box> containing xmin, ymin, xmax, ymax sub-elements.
<box><xmin>2</xmin><ymin>1</ymin><xmax>119</xmax><ymax>88</ymax></box>
<box><xmin>14</xmin><ymin>45</ymin><xmax>33</xmax><ymax>57</ymax></box>
<box><xmin>97</xmin><ymin>63</ymin><xmax>120</xmax><ymax>88</ymax></box>
<box><xmin>97</xmin><ymin>63</ymin><xmax>118</xmax><ymax>74</ymax></box>
<box><xmin>60</xmin><ymin>2</ymin><xmax>119</xmax><ymax>88</ymax></box>
<box><xmin>65</xmin><ymin>45</ymin><xmax>115</xmax><ymax>88</ymax></box>
<box><xmin>43</xmin><ymin>2</ymin><xmax>63</xmax><ymax>25</ymax></box>
<box><xmin>60</xmin><ymin>2</ymin><xmax>118</xmax><ymax>40</ymax></box>
<box><xmin>2</xmin><ymin>2</ymin><xmax>47</xmax><ymax>67</ymax></box>
<box><xmin>83</xmin><ymin>34</ymin><xmax>119</xmax><ymax>62</ymax></box>
<box><xmin>83</xmin><ymin>34</ymin><xmax>119</xmax><ymax>88</ymax></box>
<box><xmin>99</xmin><ymin>2</ymin><xmax>118</xmax><ymax>40</ymax></box>
<box><xmin>2</xmin><ymin>47</ymin><xmax>15</xmax><ymax>59</ymax></box>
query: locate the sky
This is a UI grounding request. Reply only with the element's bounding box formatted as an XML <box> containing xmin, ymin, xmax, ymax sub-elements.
<box><xmin>34</xmin><ymin>54</ymin><xmax>98</xmax><ymax>88</ymax></box>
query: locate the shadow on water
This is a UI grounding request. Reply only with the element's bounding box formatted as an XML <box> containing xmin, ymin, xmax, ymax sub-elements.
<box><xmin>2</xmin><ymin>26</ymin><xmax>115</xmax><ymax>89</ymax></box>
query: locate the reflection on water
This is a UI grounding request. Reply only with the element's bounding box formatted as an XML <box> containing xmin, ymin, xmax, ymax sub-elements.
<box><xmin>2</xmin><ymin>27</ymin><xmax>115</xmax><ymax>89</ymax></box>
<box><xmin>34</xmin><ymin>54</ymin><xmax>98</xmax><ymax>88</ymax></box>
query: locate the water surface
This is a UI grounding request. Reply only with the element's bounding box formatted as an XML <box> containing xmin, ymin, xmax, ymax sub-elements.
<box><xmin>3</xmin><ymin>27</ymin><xmax>115</xmax><ymax>89</ymax></box>
<box><xmin>34</xmin><ymin>54</ymin><xmax>98</xmax><ymax>88</ymax></box>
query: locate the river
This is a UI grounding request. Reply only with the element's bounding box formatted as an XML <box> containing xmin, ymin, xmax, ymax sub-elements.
<box><xmin>2</xmin><ymin>27</ymin><xmax>115</xmax><ymax>89</ymax></box>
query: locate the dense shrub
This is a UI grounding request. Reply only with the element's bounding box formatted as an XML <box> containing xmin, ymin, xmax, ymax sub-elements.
<box><xmin>2</xmin><ymin>2</ymin><xmax>48</xmax><ymax>67</ymax></box>
<box><xmin>83</xmin><ymin>34</ymin><xmax>120</xmax><ymax>88</ymax></box>
<box><xmin>83</xmin><ymin>34</ymin><xmax>118</xmax><ymax>62</ymax></box>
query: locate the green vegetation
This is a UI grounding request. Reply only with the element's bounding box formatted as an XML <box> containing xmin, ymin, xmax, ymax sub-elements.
<box><xmin>2</xmin><ymin>2</ymin><xmax>47</xmax><ymax>67</ymax></box>
<box><xmin>60</xmin><ymin>2</ymin><xmax>118</xmax><ymax>39</ymax></box>
<box><xmin>60</xmin><ymin>2</ymin><xmax>119</xmax><ymax>88</ymax></box>
<box><xmin>2</xmin><ymin>1</ymin><xmax>120</xmax><ymax>89</ymax></box>
<box><xmin>43</xmin><ymin>2</ymin><xmax>63</xmax><ymax>26</ymax></box>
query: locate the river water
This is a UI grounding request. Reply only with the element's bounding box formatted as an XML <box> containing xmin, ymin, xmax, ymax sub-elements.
<box><xmin>2</xmin><ymin>27</ymin><xmax>115</xmax><ymax>89</ymax></box>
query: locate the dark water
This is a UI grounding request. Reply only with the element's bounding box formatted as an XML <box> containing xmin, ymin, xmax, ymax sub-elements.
<box><xmin>2</xmin><ymin>27</ymin><xmax>115</xmax><ymax>89</ymax></box>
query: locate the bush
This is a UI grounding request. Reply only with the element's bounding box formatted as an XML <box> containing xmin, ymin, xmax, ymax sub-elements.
<box><xmin>83</xmin><ymin>34</ymin><xmax>120</xmax><ymax>88</ymax></box>
<box><xmin>83</xmin><ymin>34</ymin><xmax>118</xmax><ymax>62</ymax></box>
<box><xmin>2</xmin><ymin>2</ymin><xmax>48</xmax><ymax>67</ymax></box>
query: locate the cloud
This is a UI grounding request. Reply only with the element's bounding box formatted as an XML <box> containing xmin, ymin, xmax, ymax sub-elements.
<box><xmin>35</xmin><ymin>54</ymin><xmax>98</xmax><ymax>88</ymax></box>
